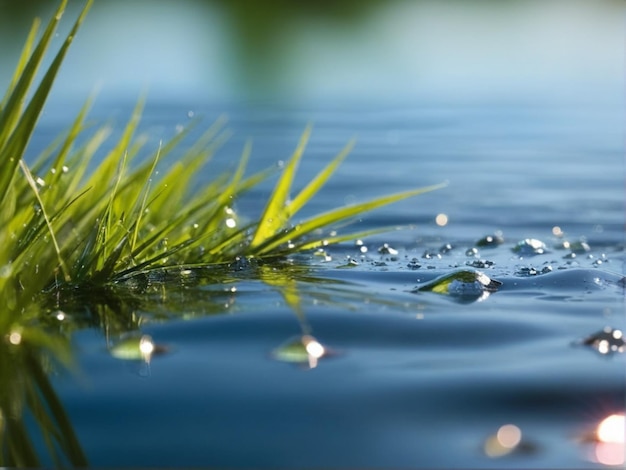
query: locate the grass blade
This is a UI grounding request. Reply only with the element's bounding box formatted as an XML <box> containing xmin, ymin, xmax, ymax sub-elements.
<box><xmin>0</xmin><ymin>0</ymin><xmax>93</xmax><ymax>207</ymax></box>
<box><xmin>250</xmin><ymin>125</ymin><xmax>311</xmax><ymax>248</ymax></box>
<box><xmin>288</xmin><ymin>138</ymin><xmax>354</xmax><ymax>217</ymax></box>
<box><xmin>250</xmin><ymin>182</ymin><xmax>447</xmax><ymax>256</ymax></box>
<box><xmin>19</xmin><ymin>160</ymin><xmax>70</xmax><ymax>282</ymax></box>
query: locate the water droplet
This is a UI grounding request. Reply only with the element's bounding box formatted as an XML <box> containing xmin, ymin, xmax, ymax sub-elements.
<box><xmin>559</xmin><ymin>240</ymin><xmax>591</xmax><ymax>254</ymax></box>
<box><xmin>465</xmin><ymin>247</ymin><xmax>479</xmax><ymax>257</ymax></box>
<box><xmin>415</xmin><ymin>270</ymin><xmax>502</xmax><ymax>302</ymax></box>
<box><xmin>512</xmin><ymin>238</ymin><xmax>547</xmax><ymax>256</ymax></box>
<box><xmin>407</xmin><ymin>258</ymin><xmax>422</xmax><ymax>270</ymax></box>
<box><xmin>0</xmin><ymin>264</ymin><xmax>12</xmax><ymax>278</ymax></box>
<box><xmin>109</xmin><ymin>334</ymin><xmax>167</xmax><ymax>361</ymax></box>
<box><xmin>377</xmin><ymin>243</ymin><xmax>398</xmax><ymax>256</ymax></box>
<box><xmin>580</xmin><ymin>327</ymin><xmax>625</xmax><ymax>355</ymax></box>
<box><xmin>271</xmin><ymin>335</ymin><xmax>334</xmax><ymax>369</ymax></box>
<box><xmin>439</xmin><ymin>243</ymin><xmax>454</xmax><ymax>254</ymax></box>
<box><xmin>421</xmin><ymin>250</ymin><xmax>442</xmax><ymax>260</ymax></box>
<box><xmin>552</xmin><ymin>226</ymin><xmax>564</xmax><ymax>237</ymax></box>
<box><xmin>467</xmin><ymin>259</ymin><xmax>494</xmax><ymax>269</ymax></box>
<box><xmin>476</xmin><ymin>233</ymin><xmax>504</xmax><ymax>248</ymax></box>
<box><xmin>8</xmin><ymin>331</ymin><xmax>22</xmax><ymax>345</ymax></box>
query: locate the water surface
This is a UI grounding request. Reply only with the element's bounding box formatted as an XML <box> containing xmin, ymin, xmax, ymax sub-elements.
<box><xmin>40</xmin><ymin>100</ymin><xmax>625</xmax><ymax>468</ymax></box>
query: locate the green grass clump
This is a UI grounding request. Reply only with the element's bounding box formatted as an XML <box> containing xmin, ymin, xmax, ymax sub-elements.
<box><xmin>0</xmin><ymin>2</ymin><xmax>445</xmax><ymax>465</ymax></box>
<box><xmin>0</xmin><ymin>0</ymin><xmax>442</xmax><ymax>317</ymax></box>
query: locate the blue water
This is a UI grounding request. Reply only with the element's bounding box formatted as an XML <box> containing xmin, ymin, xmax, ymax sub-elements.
<box><xmin>42</xmin><ymin>100</ymin><xmax>624</xmax><ymax>468</ymax></box>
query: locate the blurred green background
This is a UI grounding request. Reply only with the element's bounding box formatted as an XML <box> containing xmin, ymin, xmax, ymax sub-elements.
<box><xmin>0</xmin><ymin>0</ymin><xmax>623</xmax><ymax>106</ymax></box>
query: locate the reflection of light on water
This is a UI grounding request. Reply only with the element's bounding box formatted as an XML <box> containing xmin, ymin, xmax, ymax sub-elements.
<box><xmin>594</xmin><ymin>442</ymin><xmax>624</xmax><ymax>466</ymax></box>
<box><xmin>301</xmin><ymin>335</ymin><xmax>325</xmax><ymax>369</ymax></box>
<box><xmin>593</xmin><ymin>414</ymin><xmax>625</xmax><ymax>467</ymax></box>
<box><xmin>597</xmin><ymin>414</ymin><xmax>624</xmax><ymax>444</ymax></box>
<box><xmin>484</xmin><ymin>424</ymin><xmax>522</xmax><ymax>457</ymax></box>
<box><xmin>582</xmin><ymin>413</ymin><xmax>625</xmax><ymax>467</ymax></box>
<box><xmin>581</xmin><ymin>327</ymin><xmax>625</xmax><ymax>355</ymax></box>
<box><xmin>497</xmin><ymin>424</ymin><xmax>522</xmax><ymax>448</ymax></box>
<box><xmin>272</xmin><ymin>334</ymin><xmax>332</xmax><ymax>369</ymax></box>
<box><xmin>139</xmin><ymin>335</ymin><xmax>156</xmax><ymax>358</ymax></box>
<box><xmin>305</xmin><ymin>338</ymin><xmax>325</xmax><ymax>359</ymax></box>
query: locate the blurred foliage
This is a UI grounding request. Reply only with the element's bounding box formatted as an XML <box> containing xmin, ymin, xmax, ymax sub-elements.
<box><xmin>0</xmin><ymin>0</ymin><xmax>387</xmax><ymax>96</ymax></box>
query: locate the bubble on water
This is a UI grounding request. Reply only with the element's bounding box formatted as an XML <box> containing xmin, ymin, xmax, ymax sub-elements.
<box><xmin>512</xmin><ymin>238</ymin><xmax>547</xmax><ymax>256</ymax></box>
<box><xmin>476</xmin><ymin>233</ymin><xmax>504</xmax><ymax>248</ymax></box>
